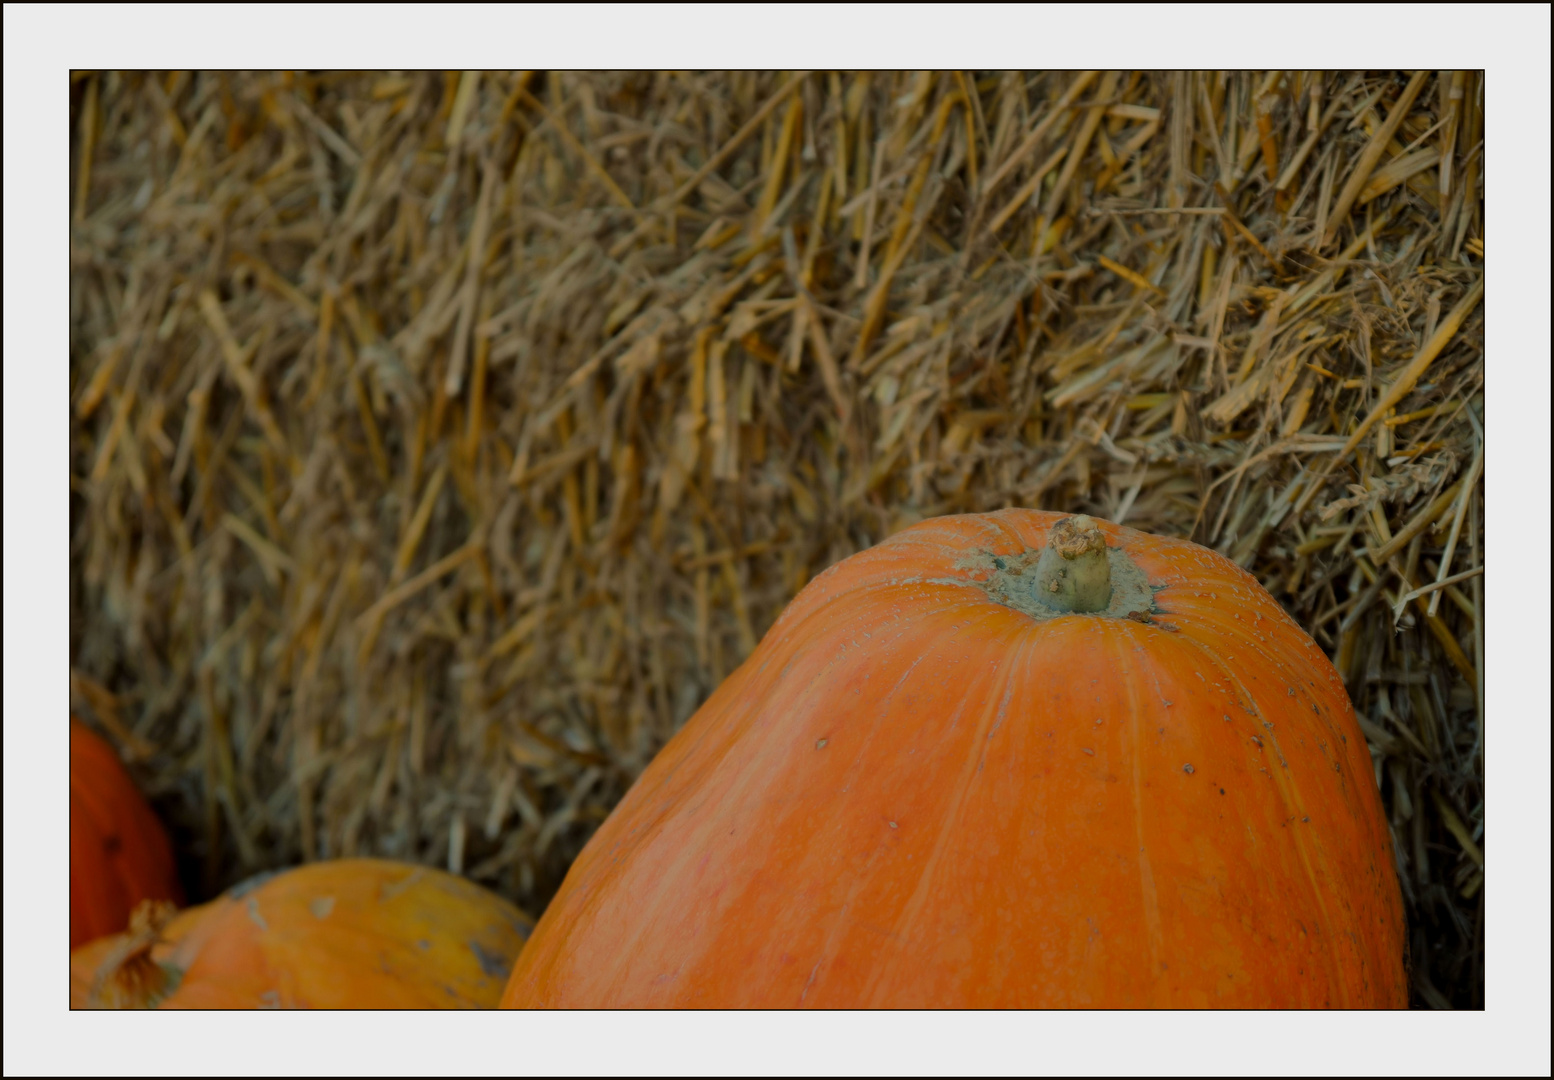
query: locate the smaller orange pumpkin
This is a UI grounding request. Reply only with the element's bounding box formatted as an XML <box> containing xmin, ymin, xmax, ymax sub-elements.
<box><xmin>70</xmin><ymin>859</ymin><xmax>532</xmax><ymax>1009</ymax></box>
<box><xmin>70</xmin><ymin>718</ymin><xmax>183</xmax><ymax>948</ymax></box>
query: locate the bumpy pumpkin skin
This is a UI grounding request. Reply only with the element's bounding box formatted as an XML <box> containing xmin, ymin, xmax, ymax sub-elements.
<box><xmin>71</xmin><ymin>859</ymin><xmax>532</xmax><ymax>1009</ymax></box>
<box><xmin>70</xmin><ymin>719</ymin><xmax>184</xmax><ymax>948</ymax></box>
<box><xmin>503</xmin><ymin>510</ymin><xmax>1407</xmax><ymax>1009</ymax></box>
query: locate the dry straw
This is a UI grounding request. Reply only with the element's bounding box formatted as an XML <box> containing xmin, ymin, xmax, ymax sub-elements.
<box><xmin>69</xmin><ymin>70</ymin><xmax>1484</xmax><ymax>1007</ymax></box>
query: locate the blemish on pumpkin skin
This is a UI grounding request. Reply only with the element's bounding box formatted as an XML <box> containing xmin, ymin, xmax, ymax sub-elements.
<box><xmin>470</xmin><ymin>940</ymin><xmax>509</xmax><ymax>978</ymax></box>
<box><xmin>229</xmin><ymin>869</ymin><xmax>280</xmax><ymax>898</ymax></box>
<box><xmin>799</xmin><ymin>960</ymin><xmax>823</xmax><ymax>1003</ymax></box>
<box><xmin>378</xmin><ymin>868</ymin><xmax>426</xmax><ymax>903</ymax></box>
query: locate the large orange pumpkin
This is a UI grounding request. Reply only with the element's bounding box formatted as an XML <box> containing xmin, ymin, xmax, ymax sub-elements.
<box><xmin>70</xmin><ymin>718</ymin><xmax>183</xmax><ymax>948</ymax></box>
<box><xmin>502</xmin><ymin>511</ymin><xmax>1407</xmax><ymax>1008</ymax></box>
<box><xmin>71</xmin><ymin>858</ymin><xmax>532</xmax><ymax>1008</ymax></box>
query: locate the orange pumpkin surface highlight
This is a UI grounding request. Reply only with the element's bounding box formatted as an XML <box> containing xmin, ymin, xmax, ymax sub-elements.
<box><xmin>70</xmin><ymin>719</ymin><xmax>183</xmax><ymax>949</ymax></box>
<box><xmin>503</xmin><ymin>511</ymin><xmax>1407</xmax><ymax>1008</ymax></box>
<box><xmin>71</xmin><ymin>858</ymin><xmax>532</xmax><ymax>1008</ymax></box>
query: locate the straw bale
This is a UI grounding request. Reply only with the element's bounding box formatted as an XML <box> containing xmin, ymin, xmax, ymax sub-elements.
<box><xmin>69</xmin><ymin>70</ymin><xmax>1485</xmax><ymax>1007</ymax></box>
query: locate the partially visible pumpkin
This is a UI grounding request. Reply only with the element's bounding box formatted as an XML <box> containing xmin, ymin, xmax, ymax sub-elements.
<box><xmin>70</xmin><ymin>858</ymin><xmax>532</xmax><ymax>1009</ymax></box>
<box><xmin>502</xmin><ymin>511</ymin><xmax>1407</xmax><ymax>1008</ymax></box>
<box><xmin>70</xmin><ymin>718</ymin><xmax>183</xmax><ymax>948</ymax></box>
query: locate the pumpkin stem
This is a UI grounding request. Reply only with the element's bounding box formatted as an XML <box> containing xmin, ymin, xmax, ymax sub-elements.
<box><xmin>1033</xmin><ymin>515</ymin><xmax>1112</xmax><ymax>613</ymax></box>
<box><xmin>86</xmin><ymin>899</ymin><xmax>179</xmax><ymax>1009</ymax></box>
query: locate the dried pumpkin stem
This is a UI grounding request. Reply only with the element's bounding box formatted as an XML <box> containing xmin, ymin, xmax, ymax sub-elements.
<box><xmin>86</xmin><ymin>899</ymin><xmax>180</xmax><ymax>1009</ymax></box>
<box><xmin>1033</xmin><ymin>515</ymin><xmax>1112</xmax><ymax>613</ymax></box>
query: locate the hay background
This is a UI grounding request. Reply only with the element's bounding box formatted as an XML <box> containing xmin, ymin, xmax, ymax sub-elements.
<box><xmin>68</xmin><ymin>70</ymin><xmax>1484</xmax><ymax>1008</ymax></box>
